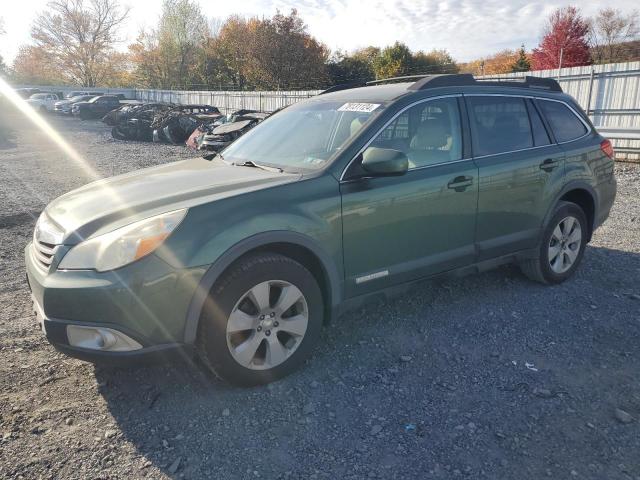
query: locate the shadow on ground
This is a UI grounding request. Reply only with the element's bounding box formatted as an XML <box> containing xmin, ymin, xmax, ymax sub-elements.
<box><xmin>98</xmin><ymin>245</ymin><xmax>640</xmax><ymax>479</ymax></box>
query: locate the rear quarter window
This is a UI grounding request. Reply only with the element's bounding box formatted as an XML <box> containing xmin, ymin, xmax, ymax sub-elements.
<box><xmin>538</xmin><ymin>100</ymin><xmax>588</xmax><ymax>143</ymax></box>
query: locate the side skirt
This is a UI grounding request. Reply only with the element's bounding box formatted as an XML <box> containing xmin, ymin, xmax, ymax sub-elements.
<box><xmin>336</xmin><ymin>247</ymin><xmax>538</xmax><ymax>317</ymax></box>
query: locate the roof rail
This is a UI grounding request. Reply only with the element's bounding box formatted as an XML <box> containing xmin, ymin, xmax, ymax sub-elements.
<box><xmin>319</xmin><ymin>74</ymin><xmax>563</xmax><ymax>96</ymax></box>
<box><xmin>409</xmin><ymin>74</ymin><xmax>562</xmax><ymax>92</ymax></box>
<box><xmin>319</xmin><ymin>81</ymin><xmax>366</xmax><ymax>95</ymax></box>
<box><xmin>366</xmin><ymin>75</ymin><xmax>430</xmax><ymax>85</ymax></box>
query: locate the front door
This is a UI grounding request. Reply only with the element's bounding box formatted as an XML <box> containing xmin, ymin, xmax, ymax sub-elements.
<box><xmin>340</xmin><ymin>96</ymin><xmax>479</xmax><ymax>297</ymax></box>
<box><xmin>465</xmin><ymin>95</ymin><xmax>566</xmax><ymax>260</ymax></box>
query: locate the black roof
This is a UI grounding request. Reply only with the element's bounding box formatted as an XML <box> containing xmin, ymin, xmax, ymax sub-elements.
<box><xmin>319</xmin><ymin>74</ymin><xmax>562</xmax><ymax>102</ymax></box>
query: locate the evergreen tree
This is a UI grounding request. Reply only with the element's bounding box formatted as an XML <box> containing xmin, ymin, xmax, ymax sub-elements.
<box><xmin>511</xmin><ymin>45</ymin><xmax>531</xmax><ymax>72</ymax></box>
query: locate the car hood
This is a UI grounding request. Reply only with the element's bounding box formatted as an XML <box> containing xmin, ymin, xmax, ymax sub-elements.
<box><xmin>55</xmin><ymin>100</ymin><xmax>72</xmax><ymax>106</ymax></box>
<box><xmin>45</xmin><ymin>157</ymin><xmax>301</xmax><ymax>244</ymax></box>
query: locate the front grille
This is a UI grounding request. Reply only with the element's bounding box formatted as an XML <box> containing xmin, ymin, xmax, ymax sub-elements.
<box><xmin>32</xmin><ymin>213</ymin><xmax>64</xmax><ymax>272</ymax></box>
<box><xmin>32</xmin><ymin>239</ymin><xmax>59</xmax><ymax>271</ymax></box>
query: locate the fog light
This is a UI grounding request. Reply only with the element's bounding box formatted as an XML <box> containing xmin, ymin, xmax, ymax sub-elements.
<box><xmin>66</xmin><ymin>325</ymin><xmax>143</xmax><ymax>352</ymax></box>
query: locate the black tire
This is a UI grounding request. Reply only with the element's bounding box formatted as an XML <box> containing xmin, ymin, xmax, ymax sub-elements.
<box><xmin>111</xmin><ymin>126</ymin><xmax>129</xmax><ymax>141</ymax></box>
<box><xmin>196</xmin><ymin>253</ymin><xmax>323</xmax><ymax>386</ymax></box>
<box><xmin>520</xmin><ymin>201</ymin><xmax>588</xmax><ymax>284</ymax></box>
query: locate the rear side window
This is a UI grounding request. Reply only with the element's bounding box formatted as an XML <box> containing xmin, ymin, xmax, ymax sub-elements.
<box><xmin>467</xmin><ymin>96</ymin><xmax>533</xmax><ymax>156</ymax></box>
<box><xmin>538</xmin><ymin>100</ymin><xmax>587</xmax><ymax>143</ymax></box>
<box><xmin>526</xmin><ymin>99</ymin><xmax>551</xmax><ymax>146</ymax></box>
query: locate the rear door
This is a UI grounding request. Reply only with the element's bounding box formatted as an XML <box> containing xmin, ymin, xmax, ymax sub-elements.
<box><xmin>340</xmin><ymin>96</ymin><xmax>479</xmax><ymax>296</ymax></box>
<box><xmin>466</xmin><ymin>95</ymin><xmax>565</xmax><ymax>260</ymax></box>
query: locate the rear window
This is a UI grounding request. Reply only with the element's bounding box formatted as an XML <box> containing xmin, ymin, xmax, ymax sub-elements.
<box><xmin>538</xmin><ymin>100</ymin><xmax>587</xmax><ymax>143</ymax></box>
<box><xmin>468</xmin><ymin>96</ymin><xmax>533</xmax><ymax>156</ymax></box>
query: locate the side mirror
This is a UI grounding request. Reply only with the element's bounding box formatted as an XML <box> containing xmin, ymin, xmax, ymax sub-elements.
<box><xmin>361</xmin><ymin>147</ymin><xmax>408</xmax><ymax>177</ymax></box>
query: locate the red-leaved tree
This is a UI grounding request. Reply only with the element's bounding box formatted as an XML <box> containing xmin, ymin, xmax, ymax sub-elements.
<box><xmin>531</xmin><ymin>6</ymin><xmax>591</xmax><ymax>70</ymax></box>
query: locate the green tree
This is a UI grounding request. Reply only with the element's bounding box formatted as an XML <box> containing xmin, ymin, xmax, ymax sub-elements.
<box><xmin>511</xmin><ymin>45</ymin><xmax>531</xmax><ymax>72</ymax></box>
<box><xmin>412</xmin><ymin>49</ymin><xmax>458</xmax><ymax>74</ymax></box>
<box><xmin>373</xmin><ymin>42</ymin><xmax>413</xmax><ymax>79</ymax></box>
<box><xmin>248</xmin><ymin>10</ymin><xmax>329</xmax><ymax>89</ymax></box>
<box><xmin>130</xmin><ymin>0</ymin><xmax>210</xmax><ymax>89</ymax></box>
<box><xmin>327</xmin><ymin>49</ymin><xmax>375</xmax><ymax>84</ymax></box>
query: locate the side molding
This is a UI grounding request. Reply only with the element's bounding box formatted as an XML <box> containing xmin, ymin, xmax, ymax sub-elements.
<box><xmin>182</xmin><ymin>231</ymin><xmax>342</xmax><ymax>344</ymax></box>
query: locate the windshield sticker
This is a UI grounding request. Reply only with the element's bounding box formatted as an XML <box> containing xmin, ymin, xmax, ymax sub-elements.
<box><xmin>338</xmin><ymin>102</ymin><xmax>381</xmax><ymax>113</ymax></box>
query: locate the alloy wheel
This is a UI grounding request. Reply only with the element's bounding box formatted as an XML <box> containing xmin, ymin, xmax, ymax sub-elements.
<box><xmin>225</xmin><ymin>280</ymin><xmax>309</xmax><ymax>370</ymax></box>
<box><xmin>548</xmin><ymin>215</ymin><xmax>582</xmax><ymax>274</ymax></box>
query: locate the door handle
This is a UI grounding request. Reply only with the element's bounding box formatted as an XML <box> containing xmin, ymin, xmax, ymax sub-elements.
<box><xmin>447</xmin><ymin>176</ymin><xmax>473</xmax><ymax>192</ymax></box>
<box><xmin>539</xmin><ymin>158</ymin><xmax>559</xmax><ymax>172</ymax></box>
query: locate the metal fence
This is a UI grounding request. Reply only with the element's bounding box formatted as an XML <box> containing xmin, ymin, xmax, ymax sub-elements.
<box><xmin>134</xmin><ymin>89</ymin><xmax>321</xmax><ymax>114</ymax></box>
<box><xmin>13</xmin><ymin>84</ymin><xmax>136</xmax><ymax>99</ymax></box>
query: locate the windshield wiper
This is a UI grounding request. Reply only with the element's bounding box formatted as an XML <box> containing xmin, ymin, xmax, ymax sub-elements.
<box><xmin>232</xmin><ymin>160</ymin><xmax>283</xmax><ymax>173</ymax></box>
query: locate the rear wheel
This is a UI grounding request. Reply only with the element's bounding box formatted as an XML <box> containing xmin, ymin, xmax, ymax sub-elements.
<box><xmin>196</xmin><ymin>253</ymin><xmax>323</xmax><ymax>386</ymax></box>
<box><xmin>520</xmin><ymin>201</ymin><xmax>587</xmax><ymax>284</ymax></box>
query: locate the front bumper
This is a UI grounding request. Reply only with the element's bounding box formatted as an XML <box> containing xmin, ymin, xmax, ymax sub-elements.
<box><xmin>25</xmin><ymin>243</ymin><xmax>206</xmax><ymax>363</ymax></box>
<box><xmin>31</xmin><ymin>294</ymin><xmax>191</xmax><ymax>364</ymax></box>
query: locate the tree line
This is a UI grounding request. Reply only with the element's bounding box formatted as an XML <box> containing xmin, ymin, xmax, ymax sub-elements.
<box><xmin>2</xmin><ymin>1</ymin><xmax>639</xmax><ymax>89</ymax></box>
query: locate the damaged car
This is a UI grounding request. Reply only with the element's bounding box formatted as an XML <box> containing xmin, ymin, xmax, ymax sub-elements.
<box><xmin>54</xmin><ymin>95</ymin><xmax>98</xmax><ymax>115</ymax></box>
<box><xmin>72</xmin><ymin>95</ymin><xmax>121</xmax><ymax>120</ymax></box>
<box><xmin>108</xmin><ymin>104</ymin><xmax>222</xmax><ymax>144</ymax></box>
<box><xmin>189</xmin><ymin>110</ymin><xmax>271</xmax><ymax>155</ymax></box>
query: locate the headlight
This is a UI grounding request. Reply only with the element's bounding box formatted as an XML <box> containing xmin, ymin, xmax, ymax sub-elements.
<box><xmin>58</xmin><ymin>209</ymin><xmax>187</xmax><ymax>272</ymax></box>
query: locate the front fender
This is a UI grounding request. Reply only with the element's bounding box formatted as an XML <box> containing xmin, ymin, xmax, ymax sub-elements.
<box><xmin>181</xmin><ymin>230</ymin><xmax>342</xmax><ymax>344</ymax></box>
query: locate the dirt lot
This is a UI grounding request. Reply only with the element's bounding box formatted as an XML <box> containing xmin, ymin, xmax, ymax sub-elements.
<box><xmin>1</xmin><ymin>111</ymin><xmax>639</xmax><ymax>480</ymax></box>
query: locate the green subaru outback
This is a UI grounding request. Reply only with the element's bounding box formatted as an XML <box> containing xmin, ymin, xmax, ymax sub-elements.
<box><xmin>26</xmin><ymin>74</ymin><xmax>616</xmax><ymax>385</ymax></box>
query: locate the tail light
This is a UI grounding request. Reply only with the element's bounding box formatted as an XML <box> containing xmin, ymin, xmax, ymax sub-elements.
<box><xmin>600</xmin><ymin>139</ymin><xmax>614</xmax><ymax>159</ymax></box>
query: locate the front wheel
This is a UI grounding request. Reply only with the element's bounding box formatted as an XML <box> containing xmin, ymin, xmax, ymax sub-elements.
<box><xmin>196</xmin><ymin>253</ymin><xmax>323</xmax><ymax>386</ymax></box>
<box><xmin>520</xmin><ymin>201</ymin><xmax>588</xmax><ymax>284</ymax></box>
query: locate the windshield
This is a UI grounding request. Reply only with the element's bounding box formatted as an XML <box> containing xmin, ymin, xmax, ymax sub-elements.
<box><xmin>31</xmin><ymin>94</ymin><xmax>47</xmax><ymax>99</ymax></box>
<box><xmin>221</xmin><ymin>100</ymin><xmax>383</xmax><ymax>171</ymax></box>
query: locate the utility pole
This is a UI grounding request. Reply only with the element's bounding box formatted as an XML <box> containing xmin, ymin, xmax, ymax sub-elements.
<box><xmin>557</xmin><ymin>47</ymin><xmax>564</xmax><ymax>81</ymax></box>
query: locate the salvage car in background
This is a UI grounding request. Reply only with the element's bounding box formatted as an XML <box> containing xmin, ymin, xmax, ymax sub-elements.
<box><xmin>26</xmin><ymin>93</ymin><xmax>60</xmax><ymax>113</ymax></box>
<box><xmin>107</xmin><ymin>104</ymin><xmax>223</xmax><ymax>144</ymax></box>
<box><xmin>189</xmin><ymin>110</ymin><xmax>271</xmax><ymax>154</ymax></box>
<box><xmin>72</xmin><ymin>95</ymin><xmax>120</xmax><ymax>120</ymax></box>
<box><xmin>54</xmin><ymin>95</ymin><xmax>97</xmax><ymax>115</ymax></box>
<box><xmin>65</xmin><ymin>91</ymin><xmax>101</xmax><ymax>99</ymax></box>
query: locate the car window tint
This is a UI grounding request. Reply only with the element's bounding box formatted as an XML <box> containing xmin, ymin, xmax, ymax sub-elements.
<box><xmin>539</xmin><ymin>100</ymin><xmax>587</xmax><ymax>143</ymax></box>
<box><xmin>526</xmin><ymin>99</ymin><xmax>551</xmax><ymax>146</ymax></box>
<box><xmin>468</xmin><ymin>96</ymin><xmax>533</xmax><ymax>156</ymax></box>
<box><xmin>370</xmin><ymin>97</ymin><xmax>462</xmax><ymax>168</ymax></box>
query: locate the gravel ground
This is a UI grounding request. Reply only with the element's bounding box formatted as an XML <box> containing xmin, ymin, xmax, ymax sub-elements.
<box><xmin>1</xmin><ymin>111</ymin><xmax>639</xmax><ymax>480</ymax></box>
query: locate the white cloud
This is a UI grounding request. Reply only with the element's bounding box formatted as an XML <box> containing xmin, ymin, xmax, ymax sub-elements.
<box><xmin>1</xmin><ymin>0</ymin><xmax>639</xmax><ymax>66</ymax></box>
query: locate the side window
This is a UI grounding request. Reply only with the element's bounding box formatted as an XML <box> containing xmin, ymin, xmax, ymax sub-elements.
<box><xmin>526</xmin><ymin>99</ymin><xmax>551</xmax><ymax>146</ymax></box>
<box><xmin>539</xmin><ymin>100</ymin><xmax>588</xmax><ymax>143</ymax></box>
<box><xmin>370</xmin><ymin>97</ymin><xmax>462</xmax><ymax>168</ymax></box>
<box><xmin>468</xmin><ymin>96</ymin><xmax>533</xmax><ymax>156</ymax></box>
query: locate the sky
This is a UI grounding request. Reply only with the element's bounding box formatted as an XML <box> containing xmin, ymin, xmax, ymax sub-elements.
<box><xmin>1</xmin><ymin>0</ymin><xmax>638</xmax><ymax>65</ymax></box>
